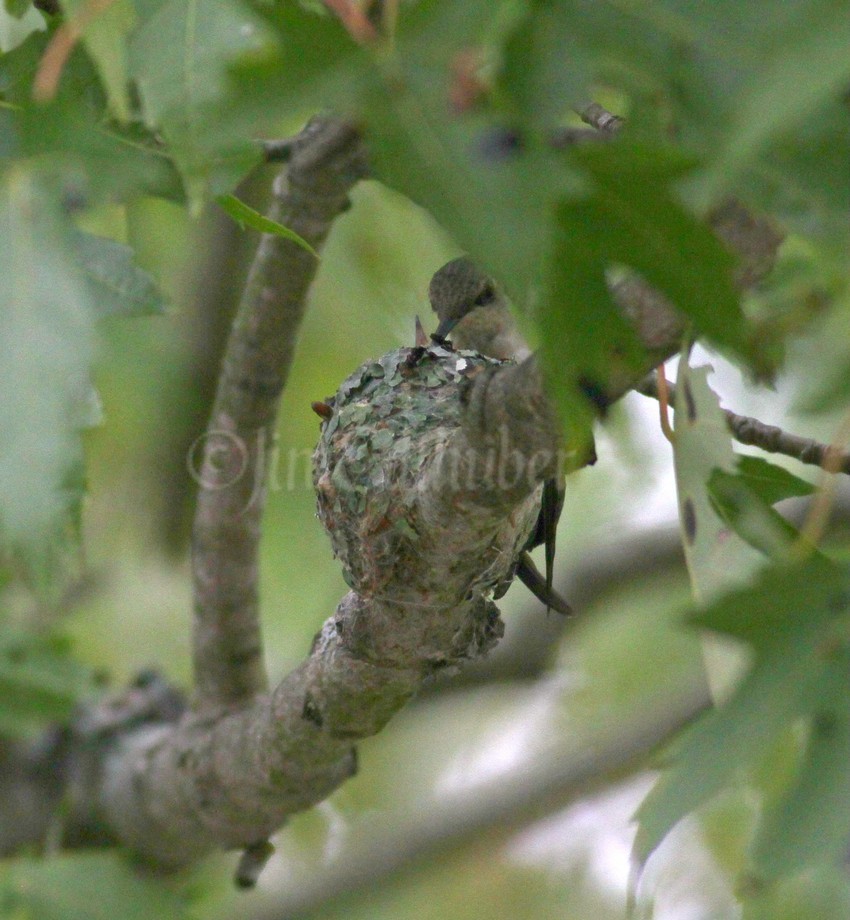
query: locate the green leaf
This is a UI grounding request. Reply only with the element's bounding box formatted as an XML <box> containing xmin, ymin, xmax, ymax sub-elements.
<box><xmin>129</xmin><ymin>0</ymin><xmax>278</xmax><ymax>205</ymax></box>
<box><xmin>498</xmin><ymin>0</ymin><xmax>591</xmax><ymax>127</ymax></box>
<box><xmin>704</xmin><ymin>454</ymin><xmax>814</xmax><ymax>561</ymax></box>
<box><xmin>0</xmin><ymin>625</ymin><xmax>94</xmax><ymax>734</ymax></box>
<box><xmin>539</xmin><ymin>208</ymin><xmax>640</xmax><ymax>446</ymax></box>
<box><xmin>742</xmin><ymin>865</ymin><xmax>850</xmax><ymax>920</ymax></box>
<box><xmin>557</xmin><ymin>142</ymin><xmax>749</xmax><ymax>365</ymax></box>
<box><xmin>707</xmin><ymin>469</ymin><xmax>798</xmax><ymax>559</ymax></box>
<box><xmin>0</xmin><ymin>30</ymin><xmax>183</xmax><ymax>204</ymax></box>
<box><xmin>703</xmin><ymin>0</ymin><xmax>850</xmax><ymax>200</ymax></box>
<box><xmin>62</xmin><ymin>0</ymin><xmax>136</xmax><ymax>121</ymax></box>
<box><xmin>361</xmin><ymin>0</ymin><xmax>573</xmax><ymax>304</ymax></box>
<box><xmin>208</xmin><ymin>0</ymin><xmax>363</xmax><ymax>161</ymax></box>
<box><xmin>497</xmin><ymin>0</ymin><xmax>680</xmax><ymax>130</ymax></box>
<box><xmin>741</xmin><ymin>95</ymin><xmax>850</xmax><ymax>247</ymax></box>
<box><xmin>0</xmin><ymin>166</ymin><xmax>96</xmax><ymax>580</ymax></box>
<box><xmin>1</xmin><ymin>853</ymin><xmax>192</xmax><ymax>920</ymax></box>
<box><xmin>731</xmin><ymin>455</ymin><xmax>815</xmax><ymax>504</ymax></box>
<box><xmin>365</xmin><ymin>90</ymin><xmax>561</xmax><ymax>300</ymax></box>
<box><xmin>216</xmin><ymin>193</ymin><xmax>318</xmax><ymax>257</ymax></box>
<box><xmin>495</xmin><ymin>0</ymin><xmax>850</xmax><ymax>253</ymax></box>
<box><xmin>751</xmin><ymin>651</ymin><xmax>850</xmax><ymax>881</ymax></box>
<box><xmin>3</xmin><ymin>0</ymin><xmax>31</xmax><ymax>19</ymax></box>
<box><xmin>72</xmin><ymin>229</ymin><xmax>170</xmax><ymax>317</ymax></box>
<box><xmin>634</xmin><ymin>555</ymin><xmax>850</xmax><ymax>881</ymax></box>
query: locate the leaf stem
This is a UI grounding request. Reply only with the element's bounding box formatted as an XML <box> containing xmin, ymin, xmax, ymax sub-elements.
<box><xmin>656</xmin><ymin>364</ymin><xmax>676</xmax><ymax>443</ymax></box>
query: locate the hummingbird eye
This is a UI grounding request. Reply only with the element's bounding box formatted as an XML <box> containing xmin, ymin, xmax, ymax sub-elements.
<box><xmin>473</xmin><ymin>284</ymin><xmax>495</xmax><ymax>307</ymax></box>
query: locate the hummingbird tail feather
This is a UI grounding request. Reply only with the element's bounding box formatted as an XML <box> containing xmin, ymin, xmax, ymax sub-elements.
<box><xmin>516</xmin><ymin>552</ymin><xmax>572</xmax><ymax>616</ymax></box>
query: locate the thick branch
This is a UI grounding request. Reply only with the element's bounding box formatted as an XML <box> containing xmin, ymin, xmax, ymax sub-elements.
<box><xmin>191</xmin><ymin>117</ymin><xmax>366</xmax><ymax>711</ymax></box>
<box><xmin>253</xmin><ymin>686</ymin><xmax>710</xmax><ymax>919</ymax></box>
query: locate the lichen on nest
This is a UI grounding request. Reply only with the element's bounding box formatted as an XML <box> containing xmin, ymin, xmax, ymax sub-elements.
<box><xmin>312</xmin><ymin>343</ymin><xmax>507</xmax><ymax>596</ymax></box>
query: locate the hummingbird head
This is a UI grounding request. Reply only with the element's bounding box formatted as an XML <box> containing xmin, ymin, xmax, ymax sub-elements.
<box><xmin>429</xmin><ymin>257</ymin><xmax>499</xmax><ymax>344</ymax></box>
<box><xmin>428</xmin><ymin>257</ymin><xmax>528</xmax><ymax>361</ymax></box>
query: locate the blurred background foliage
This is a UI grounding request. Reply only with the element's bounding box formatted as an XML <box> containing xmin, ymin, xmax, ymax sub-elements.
<box><xmin>1</xmin><ymin>1</ymin><xmax>849</xmax><ymax>918</ymax></box>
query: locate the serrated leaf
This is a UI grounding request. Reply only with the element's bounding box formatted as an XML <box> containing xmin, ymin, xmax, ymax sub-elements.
<box><xmin>3</xmin><ymin>0</ymin><xmax>31</xmax><ymax>20</ymax></box>
<box><xmin>129</xmin><ymin>0</ymin><xmax>278</xmax><ymax>205</ymax></box>
<box><xmin>705</xmin><ymin>442</ymin><xmax>816</xmax><ymax>560</ymax></box>
<box><xmin>557</xmin><ymin>142</ymin><xmax>750</xmax><ymax>367</ymax></box>
<box><xmin>751</xmin><ymin>651</ymin><xmax>850</xmax><ymax>881</ymax></box>
<box><xmin>0</xmin><ymin>30</ymin><xmax>183</xmax><ymax>203</ymax></box>
<box><xmin>731</xmin><ymin>455</ymin><xmax>815</xmax><ymax>503</ymax></box>
<box><xmin>634</xmin><ymin>555</ymin><xmax>850</xmax><ymax>876</ymax></box>
<box><xmin>71</xmin><ymin>229</ymin><xmax>169</xmax><ymax>317</ymax></box>
<box><xmin>62</xmin><ymin>0</ymin><xmax>135</xmax><ymax>121</ymax></box>
<box><xmin>1</xmin><ymin>853</ymin><xmax>192</xmax><ymax>920</ymax></box>
<box><xmin>0</xmin><ymin>625</ymin><xmax>94</xmax><ymax>734</ymax></box>
<box><xmin>495</xmin><ymin>0</ymin><xmax>850</xmax><ymax>254</ymax></box>
<box><xmin>216</xmin><ymin>193</ymin><xmax>318</xmax><ymax>256</ymax></box>
<box><xmin>0</xmin><ymin>167</ymin><xmax>96</xmax><ymax>581</ymax></box>
<box><xmin>704</xmin><ymin>0</ymin><xmax>850</xmax><ymax>200</ymax></box>
<box><xmin>707</xmin><ymin>470</ymin><xmax>798</xmax><ymax>559</ymax></box>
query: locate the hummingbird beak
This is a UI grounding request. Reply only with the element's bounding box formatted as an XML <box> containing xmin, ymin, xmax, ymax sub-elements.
<box><xmin>432</xmin><ymin>315</ymin><xmax>459</xmax><ymax>344</ymax></box>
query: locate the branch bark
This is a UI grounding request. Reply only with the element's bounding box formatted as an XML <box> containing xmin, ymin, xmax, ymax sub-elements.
<box><xmin>637</xmin><ymin>375</ymin><xmax>850</xmax><ymax>474</ymax></box>
<box><xmin>191</xmin><ymin>116</ymin><xmax>367</xmax><ymax>711</ymax></box>
<box><xmin>253</xmin><ymin>685</ymin><xmax>711</xmax><ymax>920</ymax></box>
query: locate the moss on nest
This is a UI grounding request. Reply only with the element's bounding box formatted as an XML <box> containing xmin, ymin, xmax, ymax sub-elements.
<box><xmin>312</xmin><ymin>343</ymin><xmax>507</xmax><ymax>595</ymax></box>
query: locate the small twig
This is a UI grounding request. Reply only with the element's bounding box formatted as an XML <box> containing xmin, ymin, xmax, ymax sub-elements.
<box><xmin>636</xmin><ymin>375</ymin><xmax>850</xmax><ymax>475</ymax></box>
<box><xmin>576</xmin><ymin>101</ymin><xmax>625</xmax><ymax>134</ymax></box>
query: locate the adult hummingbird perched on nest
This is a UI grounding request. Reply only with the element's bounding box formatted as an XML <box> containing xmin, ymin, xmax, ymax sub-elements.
<box><xmin>428</xmin><ymin>256</ymin><xmax>572</xmax><ymax>616</ymax></box>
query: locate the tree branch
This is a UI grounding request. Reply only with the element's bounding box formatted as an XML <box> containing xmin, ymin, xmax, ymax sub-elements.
<box><xmin>637</xmin><ymin>375</ymin><xmax>850</xmax><ymax>474</ymax></box>
<box><xmin>252</xmin><ymin>686</ymin><xmax>711</xmax><ymax>920</ymax></box>
<box><xmin>191</xmin><ymin>116</ymin><xmax>367</xmax><ymax>711</ymax></box>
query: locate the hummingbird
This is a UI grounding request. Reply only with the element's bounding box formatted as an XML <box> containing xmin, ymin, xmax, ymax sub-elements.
<box><xmin>428</xmin><ymin>256</ymin><xmax>572</xmax><ymax>616</ymax></box>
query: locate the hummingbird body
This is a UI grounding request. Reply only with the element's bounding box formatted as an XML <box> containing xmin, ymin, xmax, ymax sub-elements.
<box><xmin>428</xmin><ymin>257</ymin><xmax>571</xmax><ymax>616</ymax></box>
